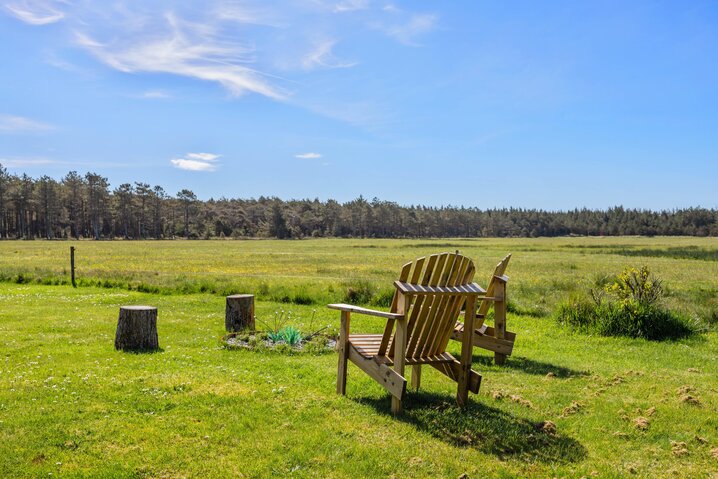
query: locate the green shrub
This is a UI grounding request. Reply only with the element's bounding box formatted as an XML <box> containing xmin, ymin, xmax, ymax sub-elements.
<box><xmin>556</xmin><ymin>266</ymin><xmax>698</xmax><ymax>340</ymax></box>
<box><xmin>557</xmin><ymin>299</ymin><xmax>695</xmax><ymax>340</ymax></box>
<box><xmin>370</xmin><ymin>287</ymin><xmax>395</xmax><ymax>307</ymax></box>
<box><xmin>343</xmin><ymin>279</ymin><xmax>375</xmax><ymax>305</ymax></box>
<box><xmin>292</xmin><ymin>293</ymin><xmax>314</xmax><ymax>305</ymax></box>
<box><xmin>606</xmin><ymin>266</ymin><xmax>663</xmax><ymax>306</ymax></box>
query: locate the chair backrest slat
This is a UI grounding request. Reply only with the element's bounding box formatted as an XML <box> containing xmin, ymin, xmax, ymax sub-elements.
<box><xmin>433</xmin><ymin>260</ymin><xmax>476</xmax><ymax>354</ymax></box>
<box><xmin>388</xmin><ymin>252</ymin><xmax>479</xmax><ymax>360</ymax></box>
<box><xmin>403</xmin><ymin>252</ymin><xmax>448</xmax><ymax>357</ymax></box>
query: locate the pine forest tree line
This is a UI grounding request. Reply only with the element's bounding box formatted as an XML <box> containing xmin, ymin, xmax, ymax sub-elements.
<box><xmin>0</xmin><ymin>165</ymin><xmax>716</xmax><ymax>239</ymax></box>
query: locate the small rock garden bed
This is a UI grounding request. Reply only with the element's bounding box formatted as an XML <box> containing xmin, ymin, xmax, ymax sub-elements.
<box><xmin>223</xmin><ymin>309</ymin><xmax>336</xmax><ymax>354</ymax></box>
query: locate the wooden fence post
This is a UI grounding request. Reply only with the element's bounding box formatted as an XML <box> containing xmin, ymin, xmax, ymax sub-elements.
<box><xmin>70</xmin><ymin>246</ymin><xmax>76</xmax><ymax>288</ymax></box>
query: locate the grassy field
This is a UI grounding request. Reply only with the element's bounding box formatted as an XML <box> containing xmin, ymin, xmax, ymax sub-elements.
<box><xmin>1</xmin><ymin>238</ymin><xmax>717</xmax><ymax>478</ymax></box>
<box><xmin>1</xmin><ymin>237</ymin><xmax>717</xmax><ymax>320</ymax></box>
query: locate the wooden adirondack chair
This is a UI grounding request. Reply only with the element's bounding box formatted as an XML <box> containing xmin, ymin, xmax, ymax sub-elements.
<box><xmin>329</xmin><ymin>252</ymin><xmax>485</xmax><ymax>414</ymax></box>
<box><xmin>451</xmin><ymin>254</ymin><xmax>515</xmax><ymax>365</ymax></box>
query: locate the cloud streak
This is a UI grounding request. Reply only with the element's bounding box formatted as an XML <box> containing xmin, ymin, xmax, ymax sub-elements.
<box><xmin>74</xmin><ymin>13</ymin><xmax>285</xmax><ymax>99</ymax></box>
<box><xmin>295</xmin><ymin>152</ymin><xmax>322</xmax><ymax>159</ymax></box>
<box><xmin>0</xmin><ymin>157</ymin><xmax>56</xmax><ymax>167</ymax></box>
<box><xmin>333</xmin><ymin>0</ymin><xmax>369</xmax><ymax>13</ymax></box>
<box><xmin>3</xmin><ymin>1</ymin><xmax>440</xmax><ymax>129</ymax></box>
<box><xmin>302</xmin><ymin>40</ymin><xmax>357</xmax><ymax>70</ymax></box>
<box><xmin>375</xmin><ymin>12</ymin><xmax>438</xmax><ymax>46</ymax></box>
<box><xmin>140</xmin><ymin>90</ymin><xmax>172</xmax><ymax>99</ymax></box>
<box><xmin>4</xmin><ymin>0</ymin><xmax>64</xmax><ymax>25</ymax></box>
<box><xmin>0</xmin><ymin>114</ymin><xmax>54</xmax><ymax>133</ymax></box>
<box><xmin>171</xmin><ymin>152</ymin><xmax>221</xmax><ymax>171</ymax></box>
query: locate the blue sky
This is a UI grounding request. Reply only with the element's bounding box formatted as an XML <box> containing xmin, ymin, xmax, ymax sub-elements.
<box><xmin>1</xmin><ymin>0</ymin><xmax>716</xmax><ymax>209</ymax></box>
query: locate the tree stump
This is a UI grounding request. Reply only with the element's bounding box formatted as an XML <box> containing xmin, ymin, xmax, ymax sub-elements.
<box><xmin>225</xmin><ymin>294</ymin><xmax>255</xmax><ymax>332</ymax></box>
<box><xmin>115</xmin><ymin>306</ymin><xmax>159</xmax><ymax>351</ymax></box>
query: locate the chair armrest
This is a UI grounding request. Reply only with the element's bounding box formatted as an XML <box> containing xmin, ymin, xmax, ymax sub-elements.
<box><xmin>328</xmin><ymin>303</ymin><xmax>404</xmax><ymax>320</ymax></box>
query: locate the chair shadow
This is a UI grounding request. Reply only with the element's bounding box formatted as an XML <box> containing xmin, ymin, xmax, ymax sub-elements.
<box><xmin>358</xmin><ymin>392</ymin><xmax>587</xmax><ymax>464</ymax></box>
<box><xmin>472</xmin><ymin>355</ymin><xmax>589</xmax><ymax>378</ymax></box>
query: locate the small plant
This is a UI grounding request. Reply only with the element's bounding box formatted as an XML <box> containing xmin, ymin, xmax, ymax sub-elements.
<box><xmin>258</xmin><ymin>309</ymin><xmax>289</xmax><ymax>341</ymax></box>
<box><xmin>267</xmin><ymin>330</ymin><xmax>284</xmax><ymax>343</ymax></box>
<box><xmin>280</xmin><ymin>326</ymin><xmax>302</xmax><ymax>346</ymax></box>
<box><xmin>606</xmin><ymin>266</ymin><xmax>663</xmax><ymax>306</ymax></box>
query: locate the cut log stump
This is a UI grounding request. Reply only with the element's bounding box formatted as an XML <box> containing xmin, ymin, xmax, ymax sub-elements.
<box><xmin>115</xmin><ymin>306</ymin><xmax>159</xmax><ymax>351</ymax></box>
<box><xmin>225</xmin><ymin>294</ymin><xmax>255</xmax><ymax>332</ymax></box>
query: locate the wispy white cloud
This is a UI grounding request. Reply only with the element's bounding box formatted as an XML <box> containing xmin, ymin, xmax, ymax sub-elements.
<box><xmin>302</xmin><ymin>40</ymin><xmax>357</xmax><ymax>70</ymax></box>
<box><xmin>333</xmin><ymin>0</ymin><xmax>369</xmax><ymax>13</ymax></box>
<box><xmin>74</xmin><ymin>13</ymin><xmax>285</xmax><ymax>100</ymax></box>
<box><xmin>377</xmin><ymin>13</ymin><xmax>437</xmax><ymax>46</ymax></box>
<box><xmin>187</xmin><ymin>152</ymin><xmax>220</xmax><ymax>162</ymax></box>
<box><xmin>214</xmin><ymin>3</ymin><xmax>282</xmax><ymax>27</ymax></box>
<box><xmin>4</xmin><ymin>0</ymin><xmax>64</xmax><ymax>25</ymax></box>
<box><xmin>3</xmin><ymin>1</ymin><xmax>440</xmax><ymax>130</ymax></box>
<box><xmin>295</xmin><ymin>152</ymin><xmax>322</xmax><ymax>159</ymax></box>
<box><xmin>171</xmin><ymin>152</ymin><xmax>221</xmax><ymax>171</ymax></box>
<box><xmin>43</xmin><ymin>51</ymin><xmax>89</xmax><ymax>75</ymax></box>
<box><xmin>139</xmin><ymin>90</ymin><xmax>172</xmax><ymax>99</ymax></box>
<box><xmin>0</xmin><ymin>114</ymin><xmax>54</xmax><ymax>133</ymax></box>
<box><xmin>170</xmin><ymin>159</ymin><xmax>218</xmax><ymax>171</ymax></box>
<box><xmin>0</xmin><ymin>156</ymin><xmax>56</xmax><ymax>167</ymax></box>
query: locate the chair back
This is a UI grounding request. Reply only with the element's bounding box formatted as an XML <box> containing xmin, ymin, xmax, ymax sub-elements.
<box><xmin>386</xmin><ymin>251</ymin><xmax>481</xmax><ymax>360</ymax></box>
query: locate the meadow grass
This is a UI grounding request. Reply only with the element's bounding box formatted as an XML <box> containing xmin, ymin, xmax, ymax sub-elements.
<box><xmin>1</xmin><ymin>238</ymin><xmax>717</xmax><ymax>478</ymax></box>
<box><xmin>1</xmin><ymin>237</ymin><xmax>717</xmax><ymax>322</ymax></box>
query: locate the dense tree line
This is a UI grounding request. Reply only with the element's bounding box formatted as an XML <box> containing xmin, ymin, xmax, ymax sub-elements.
<box><xmin>0</xmin><ymin>165</ymin><xmax>716</xmax><ymax>239</ymax></box>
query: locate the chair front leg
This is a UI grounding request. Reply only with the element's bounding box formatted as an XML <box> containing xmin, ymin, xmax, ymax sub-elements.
<box><xmin>457</xmin><ymin>295</ymin><xmax>477</xmax><ymax>407</ymax></box>
<box><xmin>391</xmin><ymin>293</ymin><xmax>409</xmax><ymax>414</ymax></box>
<box><xmin>336</xmin><ymin>310</ymin><xmax>350</xmax><ymax>395</ymax></box>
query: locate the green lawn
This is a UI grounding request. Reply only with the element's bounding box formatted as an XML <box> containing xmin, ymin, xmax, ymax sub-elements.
<box><xmin>1</xmin><ymin>238</ymin><xmax>717</xmax><ymax>478</ymax></box>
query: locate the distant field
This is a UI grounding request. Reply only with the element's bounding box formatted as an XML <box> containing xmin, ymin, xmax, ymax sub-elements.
<box><xmin>1</xmin><ymin>237</ymin><xmax>717</xmax><ymax>478</ymax></box>
<box><xmin>1</xmin><ymin>237</ymin><xmax>716</xmax><ymax>322</ymax></box>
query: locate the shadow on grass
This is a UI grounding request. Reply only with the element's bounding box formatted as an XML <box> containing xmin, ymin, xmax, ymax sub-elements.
<box><xmin>472</xmin><ymin>355</ymin><xmax>590</xmax><ymax>378</ymax></box>
<box><xmin>115</xmin><ymin>347</ymin><xmax>165</xmax><ymax>354</ymax></box>
<box><xmin>358</xmin><ymin>392</ymin><xmax>587</xmax><ymax>463</ymax></box>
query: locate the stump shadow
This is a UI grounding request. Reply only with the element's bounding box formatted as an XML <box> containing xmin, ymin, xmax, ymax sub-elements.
<box><xmin>472</xmin><ymin>355</ymin><xmax>589</xmax><ymax>378</ymax></box>
<box><xmin>357</xmin><ymin>392</ymin><xmax>587</xmax><ymax>464</ymax></box>
<box><xmin>116</xmin><ymin>347</ymin><xmax>165</xmax><ymax>354</ymax></box>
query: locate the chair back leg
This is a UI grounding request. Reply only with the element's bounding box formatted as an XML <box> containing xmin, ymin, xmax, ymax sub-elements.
<box><xmin>493</xmin><ymin>279</ymin><xmax>508</xmax><ymax>365</ymax></box>
<box><xmin>411</xmin><ymin>365</ymin><xmax>422</xmax><ymax>391</ymax></box>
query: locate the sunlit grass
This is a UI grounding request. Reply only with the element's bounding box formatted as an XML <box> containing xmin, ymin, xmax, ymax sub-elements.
<box><xmin>1</xmin><ymin>237</ymin><xmax>716</xmax><ymax>322</ymax></box>
<box><xmin>1</xmin><ymin>237</ymin><xmax>717</xmax><ymax>477</ymax></box>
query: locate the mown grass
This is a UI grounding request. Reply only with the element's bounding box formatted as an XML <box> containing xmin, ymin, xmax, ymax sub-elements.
<box><xmin>1</xmin><ymin>284</ymin><xmax>717</xmax><ymax>478</ymax></box>
<box><xmin>1</xmin><ymin>237</ymin><xmax>717</xmax><ymax>477</ymax></box>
